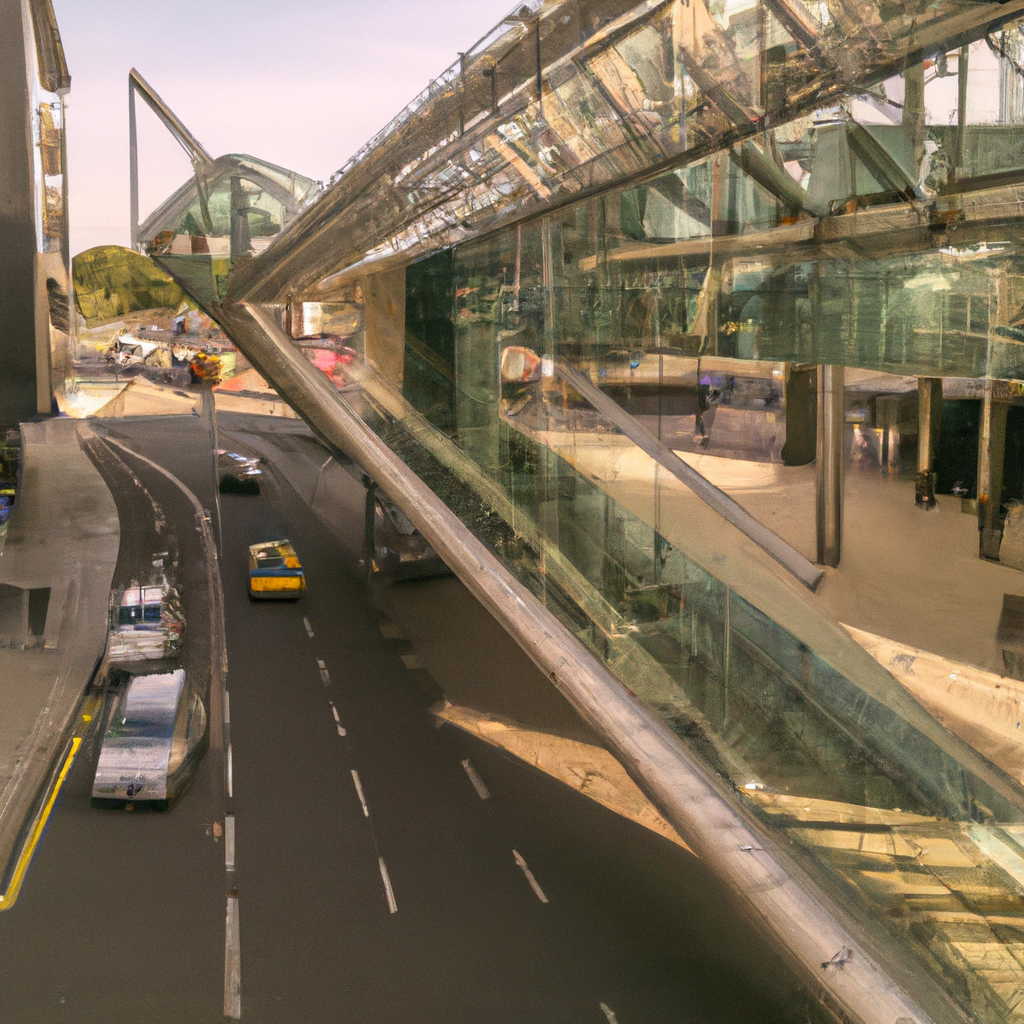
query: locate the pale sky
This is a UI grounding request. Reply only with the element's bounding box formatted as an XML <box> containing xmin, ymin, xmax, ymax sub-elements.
<box><xmin>50</xmin><ymin>0</ymin><xmax>511</xmax><ymax>256</ymax></box>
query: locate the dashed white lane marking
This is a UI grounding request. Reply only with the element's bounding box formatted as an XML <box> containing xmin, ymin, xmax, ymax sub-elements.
<box><xmin>378</xmin><ymin>857</ymin><xmax>398</xmax><ymax>913</ymax></box>
<box><xmin>379</xmin><ymin>622</ymin><xmax>402</xmax><ymax>639</ymax></box>
<box><xmin>328</xmin><ymin>701</ymin><xmax>346</xmax><ymax>734</ymax></box>
<box><xmin>225</xmin><ymin>814</ymin><xmax>236</xmax><ymax>871</ymax></box>
<box><xmin>317</xmin><ymin>659</ymin><xmax>331</xmax><ymax>686</ymax></box>
<box><xmin>226</xmin><ymin>744</ymin><xmax>234</xmax><ymax>799</ymax></box>
<box><xmin>400</xmin><ymin>653</ymin><xmax>422</xmax><ymax>670</ymax></box>
<box><xmin>599</xmin><ymin>1003</ymin><xmax>618</xmax><ymax>1023</ymax></box>
<box><xmin>223</xmin><ymin>690</ymin><xmax>230</xmax><ymax>726</ymax></box>
<box><xmin>303</xmin><ymin>616</ymin><xmax>314</xmax><ymax>638</ymax></box>
<box><xmin>513</xmin><ymin>850</ymin><xmax>549</xmax><ymax>903</ymax></box>
<box><xmin>351</xmin><ymin>770</ymin><xmax>369</xmax><ymax>817</ymax></box>
<box><xmin>461</xmin><ymin>759</ymin><xmax>490</xmax><ymax>800</ymax></box>
<box><xmin>224</xmin><ymin>893</ymin><xmax>241</xmax><ymax>1018</ymax></box>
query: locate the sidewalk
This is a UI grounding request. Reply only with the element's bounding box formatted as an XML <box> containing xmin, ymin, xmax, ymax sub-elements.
<box><xmin>0</xmin><ymin>419</ymin><xmax>119</xmax><ymax>883</ymax></box>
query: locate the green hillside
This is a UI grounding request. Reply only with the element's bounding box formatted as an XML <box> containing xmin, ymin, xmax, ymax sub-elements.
<box><xmin>73</xmin><ymin>245</ymin><xmax>186</xmax><ymax>325</ymax></box>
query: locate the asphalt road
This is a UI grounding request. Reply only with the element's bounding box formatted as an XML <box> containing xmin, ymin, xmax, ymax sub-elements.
<box><xmin>0</xmin><ymin>413</ymin><xmax>820</xmax><ymax>1023</ymax></box>
<box><xmin>0</xmin><ymin>418</ymin><xmax>224</xmax><ymax>1024</ymax></box>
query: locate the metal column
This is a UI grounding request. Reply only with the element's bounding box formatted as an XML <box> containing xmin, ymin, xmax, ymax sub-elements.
<box><xmin>916</xmin><ymin>377</ymin><xmax>942</xmax><ymax>508</ymax></box>
<box><xmin>816</xmin><ymin>364</ymin><xmax>844</xmax><ymax>566</ymax></box>
<box><xmin>978</xmin><ymin>378</ymin><xmax>1008</xmax><ymax>560</ymax></box>
<box><xmin>129</xmin><ymin>79</ymin><xmax>139</xmax><ymax>251</ymax></box>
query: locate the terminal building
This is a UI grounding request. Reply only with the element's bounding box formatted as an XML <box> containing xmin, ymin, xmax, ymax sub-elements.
<box><xmin>24</xmin><ymin>0</ymin><xmax>1024</xmax><ymax>1019</ymax></box>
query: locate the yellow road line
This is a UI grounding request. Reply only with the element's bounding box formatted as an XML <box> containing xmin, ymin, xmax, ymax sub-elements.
<box><xmin>0</xmin><ymin>736</ymin><xmax>82</xmax><ymax>911</ymax></box>
<box><xmin>80</xmin><ymin>692</ymin><xmax>101</xmax><ymax>724</ymax></box>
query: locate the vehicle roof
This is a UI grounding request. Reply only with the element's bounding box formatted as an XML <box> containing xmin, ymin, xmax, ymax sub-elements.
<box><xmin>120</xmin><ymin>583</ymin><xmax>166</xmax><ymax>607</ymax></box>
<box><xmin>249</xmin><ymin>539</ymin><xmax>295</xmax><ymax>554</ymax></box>
<box><xmin>122</xmin><ymin>670</ymin><xmax>186</xmax><ymax>721</ymax></box>
<box><xmin>93</xmin><ymin>670</ymin><xmax>187</xmax><ymax>798</ymax></box>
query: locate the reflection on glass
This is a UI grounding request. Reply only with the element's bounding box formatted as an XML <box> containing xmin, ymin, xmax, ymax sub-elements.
<box><xmin>305</xmin><ymin>312</ymin><xmax>1024</xmax><ymax>1021</ymax></box>
<box><xmin>142</xmin><ymin>154</ymin><xmax>319</xmax><ymax>306</ymax></box>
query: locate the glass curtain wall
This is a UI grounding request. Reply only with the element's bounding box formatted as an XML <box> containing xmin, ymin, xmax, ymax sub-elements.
<box><xmin>129</xmin><ymin>0</ymin><xmax>1024</xmax><ymax>1014</ymax></box>
<box><xmin>277</xmin><ymin>29</ymin><xmax>1024</xmax><ymax>1014</ymax></box>
<box><xmin>316</xmin><ymin>266</ymin><xmax>1024</xmax><ymax>1020</ymax></box>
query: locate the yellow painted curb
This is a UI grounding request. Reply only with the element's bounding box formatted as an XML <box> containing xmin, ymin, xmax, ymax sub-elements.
<box><xmin>0</xmin><ymin>736</ymin><xmax>82</xmax><ymax>911</ymax></box>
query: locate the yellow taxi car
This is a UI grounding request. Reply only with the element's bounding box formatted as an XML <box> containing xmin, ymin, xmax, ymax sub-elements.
<box><xmin>248</xmin><ymin>539</ymin><xmax>306</xmax><ymax>600</ymax></box>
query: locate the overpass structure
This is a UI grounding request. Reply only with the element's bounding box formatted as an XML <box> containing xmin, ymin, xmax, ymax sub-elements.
<box><xmin>133</xmin><ymin>2</ymin><xmax>1024</xmax><ymax>1020</ymax></box>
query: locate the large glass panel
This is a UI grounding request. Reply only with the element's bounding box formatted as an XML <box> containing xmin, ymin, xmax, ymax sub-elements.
<box><xmin>142</xmin><ymin>155</ymin><xmax>318</xmax><ymax>307</ymax></box>
<box><xmin>291</xmin><ymin>308</ymin><xmax>1024</xmax><ymax>1020</ymax></box>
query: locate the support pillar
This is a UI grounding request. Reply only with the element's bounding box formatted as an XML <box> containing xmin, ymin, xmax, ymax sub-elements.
<box><xmin>781</xmin><ymin>364</ymin><xmax>816</xmax><ymax>466</ymax></box>
<box><xmin>362</xmin><ymin>476</ymin><xmax>377</xmax><ymax>582</ymax></box>
<box><xmin>362</xmin><ymin>268</ymin><xmax>406</xmax><ymax>387</ymax></box>
<box><xmin>129</xmin><ymin>80</ymin><xmax>139</xmax><ymax>251</ymax></box>
<box><xmin>816</xmin><ymin>364</ymin><xmax>844</xmax><ymax>567</ymax></box>
<box><xmin>915</xmin><ymin>377</ymin><xmax>942</xmax><ymax>507</ymax></box>
<box><xmin>978</xmin><ymin>379</ymin><xmax>1008</xmax><ymax>559</ymax></box>
<box><xmin>539</xmin><ymin>216</ymin><xmax>561</xmax><ymax>423</ymax></box>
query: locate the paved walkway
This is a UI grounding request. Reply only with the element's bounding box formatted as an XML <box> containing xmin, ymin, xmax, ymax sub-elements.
<box><xmin>0</xmin><ymin>419</ymin><xmax>118</xmax><ymax>882</ymax></box>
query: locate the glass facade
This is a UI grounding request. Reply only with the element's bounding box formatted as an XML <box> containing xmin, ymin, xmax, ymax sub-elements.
<box><xmin>293</xmin><ymin>256</ymin><xmax>1024</xmax><ymax>1020</ymax></box>
<box><xmin>139</xmin><ymin>154</ymin><xmax>319</xmax><ymax>308</ymax></box>
<box><xmin>304</xmin><ymin>288</ymin><xmax>1024</xmax><ymax>1019</ymax></box>
<box><xmin>135</xmin><ymin>0</ymin><xmax>1024</xmax><ymax>1017</ymax></box>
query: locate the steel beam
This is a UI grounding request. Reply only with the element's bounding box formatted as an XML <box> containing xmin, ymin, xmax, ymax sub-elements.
<box><xmin>556</xmin><ymin>363</ymin><xmax>824</xmax><ymax>589</ymax></box>
<box><xmin>816</xmin><ymin>364</ymin><xmax>844</xmax><ymax>567</ymax></box>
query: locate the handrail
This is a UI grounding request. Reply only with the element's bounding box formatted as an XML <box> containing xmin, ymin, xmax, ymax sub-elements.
<box><xmin>555</xmin><ymin>363</ymin><xmax>824</xmax><ymax>591</ymax></box>
<box><xmin>328</xmin><ymin>0</ymin><xmax>540</xmax><ymax>186</ymax></box>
